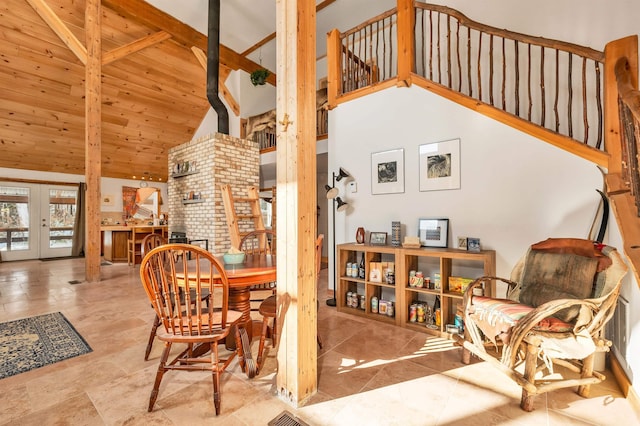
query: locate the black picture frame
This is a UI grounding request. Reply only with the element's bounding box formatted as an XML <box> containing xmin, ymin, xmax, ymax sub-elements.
<box><xmin>418</xmin><ymin>218</ymin><xmax>449</xmax><ymax>248</ymax></box>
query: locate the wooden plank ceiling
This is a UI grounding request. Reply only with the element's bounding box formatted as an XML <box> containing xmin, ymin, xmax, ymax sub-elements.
<box><xmin>0</xmin><ymin>0</ymin><xmax>266</xmax><ymax>182</ymax></box>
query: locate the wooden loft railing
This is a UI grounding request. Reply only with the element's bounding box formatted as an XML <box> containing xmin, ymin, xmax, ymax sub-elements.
<box><xmin>326</xmin><ymin>0</ymin><xmax>640</xmax><ymax>282</ymax></box>
<box><xmin>328</xmin><ymin>0</ymin><xmax>611</xmax><ymax>166</ymax></box>
<box><xmin>242</xmin><ymin>88</ymin><xmax>329</xmax><ymax>153</ymax></box>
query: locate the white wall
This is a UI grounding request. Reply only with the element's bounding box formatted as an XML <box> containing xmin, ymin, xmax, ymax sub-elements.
<box><xmin>328</xmin><ymin>86</ymin><xmax>603</xmax><ymax>289</ymax></box>
<box><xmin>328</xmin><ymin>84</ymin><xmax>639</xmax><ymax>395</ymax></box>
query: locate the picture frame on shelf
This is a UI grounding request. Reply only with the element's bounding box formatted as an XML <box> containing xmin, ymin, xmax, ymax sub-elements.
<box><xmin>371</xmin><ymin>148</ymin><xmax>405</xmax><ymax>194</ymax></box>
<box><xmin>467</xmin><ymin>237</ymin><xmax>481</xmax><ymax>252</ymax></box>
<box><xmin>370</xmin><ymin>232</ymin><xmax>388</xmax><ymax>246</ymax></box>
<box><xmin>457</xmin><ymin>237</ymin><xmax>468</xmax><ymax>250</ymax></box>
<box><xmin>419</xmin><ymin>138</ymin><xmax>461</xmax><ymax>192</ymax></box>
<box><xmin>418</xmin><ymin>218</ymin><xmax>449</xmax><ymax>248</ymax></box>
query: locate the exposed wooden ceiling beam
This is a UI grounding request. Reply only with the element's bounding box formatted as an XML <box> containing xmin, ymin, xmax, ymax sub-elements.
<box><xmin>101</xmin><ymin>0</ymin><xmax>276</xmax><ymax>85</ymax></box>
<box><xmin>26</xmin><ymin>0</ymin><xmax>88</xmax><ymax>64</ymax></box>
<box><xmin>240</xmin><ymin>0</ymin><xmax>337</xmax><ymax>58</ymax></box>
<box><xmin>102</xmin><ymin>30</ymin><xmax>172</xmax><ymax>66</ymax></box>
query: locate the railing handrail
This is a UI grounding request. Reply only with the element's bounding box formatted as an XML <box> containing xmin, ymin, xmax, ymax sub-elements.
<box><xmin>414</xmin><ymin>3</ymin><xmax>604</xmax><ymax>62</ymax></box>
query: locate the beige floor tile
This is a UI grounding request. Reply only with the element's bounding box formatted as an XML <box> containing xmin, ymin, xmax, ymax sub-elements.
<box><xmin>0</xmin><ymin>258</ymin><xmax>638</xmax><ymax>425</ymax></box>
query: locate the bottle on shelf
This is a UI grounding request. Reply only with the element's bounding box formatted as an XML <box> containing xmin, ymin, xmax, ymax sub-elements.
<box><xmin>358</xmin><ymin>254</ymin><xmax>365</xmax><ymax>279</ymax></box>
<box><xmin>433</xmin><ymin>295</ymin><xmax>441</xmax><ymax>327</ymax></box>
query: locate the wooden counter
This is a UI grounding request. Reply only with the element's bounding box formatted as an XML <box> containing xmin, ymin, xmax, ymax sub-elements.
<box><xmin>101</xmin><ymin>225</ymin><xmax>167</xmax><ymax>263</ymax></box>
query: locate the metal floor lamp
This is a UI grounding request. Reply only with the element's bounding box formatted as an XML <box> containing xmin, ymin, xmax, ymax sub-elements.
<box><xmin>325</xmin><ymin>167</ymin><xmax>350</xmax><ymax>307</ymax></box>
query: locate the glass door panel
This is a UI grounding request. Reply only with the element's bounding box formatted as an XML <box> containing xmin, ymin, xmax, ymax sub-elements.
<box><xmin>40</xmin><ymin>186</ymin><xmax>77</xmax><ymax>258</ymax></box>
<box><xmin>0</xmin><ymin>183</ymin><xmax>39</xmax><ymax>261</ymax></box>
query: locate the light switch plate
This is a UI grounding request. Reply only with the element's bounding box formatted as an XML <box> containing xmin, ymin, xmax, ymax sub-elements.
<box><xmin>348</xmin><ymin>181</ymin><xmax>357</xmax><ymax>193</ymax></box>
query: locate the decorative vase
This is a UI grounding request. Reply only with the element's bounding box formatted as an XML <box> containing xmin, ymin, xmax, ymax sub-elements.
<box><xmin>391</xmin><ymin>221</ymin><xmax>401</xmax><ymax>246</ymax></box>
<box><xmin>356</xmin><ymin>227</ymin><xmax>365</xmax><ymax>244</ymax></box>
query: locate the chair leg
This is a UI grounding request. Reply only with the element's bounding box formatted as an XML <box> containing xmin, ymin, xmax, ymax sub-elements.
<box><xmin>461</xmin><ymin>347</ymin><xmax>471</xmax><ymax>364</ymax></box>
<box><xmin>256</xmin><ymin>316</ymin><xmax>270</xmax><ymax>373</ymax></box>
<box><xmin>233</xmin><ymin>327</ymin><xmax>246</xmax><ymax>373</ymax></box>
<box><xmin>144</xmin><ymin>314</ymin><xmax>160</xmax><ymax>361</ymax></box>
<box><xmin>210</xmin><ymin>342</ymin><xmax>221</xmax><ymax>416</ymax></box>
<box><xmin>520</xmin><ymin>342</ymin><xmax>538</xmax><ymax>412</ymax></box>
<box><xmin>148</xmin><ymin>341</ymin><xmax>171</xmax><ymax>412</ymax></box>
<box><xmin>271</xmin><ymin>316</ymin><xmax>278</xmax><ymax>347</ymax></box>
<box><xmin>577</xmin><ymin>353</ymin><xmax>596</xmax><ymax>397</ymax></box>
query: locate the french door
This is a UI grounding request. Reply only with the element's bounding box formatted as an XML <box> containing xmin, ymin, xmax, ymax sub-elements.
<box><xmin>0</xmin><ymin>182</ymin><xmax>78</xmax><ymax>261</ymax></box>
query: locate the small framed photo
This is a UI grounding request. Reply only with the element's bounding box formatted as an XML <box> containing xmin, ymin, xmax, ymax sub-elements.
<box><xmin>457</xmin><ymin>237</ymin><xmax>468</xmax><ymax>250</ymax></box>
<box><xmin>418</xmin><ymin>218</ymin><xmax>449</xmax><ymax>248</ymax></box>
<box><xmin>467</xmin><ymin>237</ymin><xmax>481</xmax><ymax>252</ymax></box>
<box><xmin>102</xmin><ymin>194</ymin><xmax>115</xmax><ymax>206</ymax></box>
<box><xmin>370</xmin><ymin>232</ymin><xmax>388</xmax><ymax>246</ymax></box>
<box><xmin>371</xmin><ymin>148</ymin><xmax>405</xmax><ymax>195</ymax></box>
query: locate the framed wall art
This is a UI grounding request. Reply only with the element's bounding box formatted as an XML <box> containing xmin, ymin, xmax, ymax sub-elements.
<box><xmin>101</xmin><ymin>194</ymin><xmax>115</xmax><ymax>206</ymax></box>
<box><xmin>371</xmin><ymin>148</ymin><xmax>404</xmax><ymax>194</ymax></box>
<box><xmin>419</xmin><ymin>138</ymin><xmax>461</xmax><ymax>191</ymax></box>
<box><xmin>418</xmin><ymin>218</ymin><xmax>449</xmax><ymax>248</ymax></box>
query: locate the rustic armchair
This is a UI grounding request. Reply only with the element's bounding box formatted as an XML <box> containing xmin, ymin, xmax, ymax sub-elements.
<box><xmin>458</xmin><ymin>238</ymin><xmax>627</xmax><ymax>411</ymax></box>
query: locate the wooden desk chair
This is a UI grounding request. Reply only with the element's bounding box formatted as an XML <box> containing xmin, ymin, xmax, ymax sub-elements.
<box><xmin>141</xmin><ymin>233</ymin><xmax>166</xmax><ymax>361</ymax></box>
<box><xmin>239</xmin><ymin>230</ymin><xmax>277</xmax><ymax>311</ymax></box>
<box><xmin>458</xmin><ymin>238</ymin><xmax>627</xmax><ymax>411</ymax></box>
<box><xmin>140</xmin><ymin>243</ymin><xmax>244</xmax><ymax>416</ymax></box>
<box><xmin>256</xmin><ymin>234</ymin><xmax>324</xmax><ymax>373</ymax></box>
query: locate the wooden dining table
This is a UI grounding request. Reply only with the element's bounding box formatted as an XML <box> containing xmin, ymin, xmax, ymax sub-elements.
<box><xmin>176</xmin><ymin>253</ymin><xmax>276</xmax><ymax>378</ymax></box>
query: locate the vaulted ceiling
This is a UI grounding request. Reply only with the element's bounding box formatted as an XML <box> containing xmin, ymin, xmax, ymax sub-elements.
<box><xmin>0</xmin><ymin>0</ymin><xmax>394</xmax><ymax>182</ymax></box>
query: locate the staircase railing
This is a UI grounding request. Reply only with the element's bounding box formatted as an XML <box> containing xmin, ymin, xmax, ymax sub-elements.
<box><xmin>327</xmin><ymin>1</ymin><xmax>621</xmax><ymax>167</ymax></box>
<box><xmin>327</xmin><ymin>1</ymin><xmax>640</xmax><ymax>282</ymax></box>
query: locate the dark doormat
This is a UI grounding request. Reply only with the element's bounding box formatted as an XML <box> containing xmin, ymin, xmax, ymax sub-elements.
<box><xmin>40</xmin><ymin>256</ymin><xmax>82</xmax><ymax>261</ymax></box>
<box><xmin>268</xmin><ymin>411</ymin><xmax>310</xmax><ymax>426</ymax></box>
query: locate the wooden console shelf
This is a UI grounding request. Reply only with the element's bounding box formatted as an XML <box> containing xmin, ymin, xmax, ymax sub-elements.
<box><xmin>336</xmin><ymin>243</ymin><xmax>496</xmax><ymax>337</ymax></box>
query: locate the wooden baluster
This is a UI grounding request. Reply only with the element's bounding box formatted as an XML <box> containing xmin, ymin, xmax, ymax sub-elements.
<box><xmin>515</xmin><ymin>40</ymin><xmax>520</xmax><ymax>116</ymax></box>
<box><xmin>436</xmin><ymin>12</ymin><xmax>441</xmax><ymax>83</ymax></box>
<box><xmin>489</xmin><ymin>34</ymin><xmax>494</xmax><ymax>106</ymax></box>
<box><xmin>540</xmin><ymin>46</ymin><xmax>546</xmax><ymax>127</ymax></box>
<box><xmin>502</xmin><ymin>37</ymin><xmax>506</xmax><ymax>110</ymax></box>
<box><xmin>446</xmin><ymin>15</ymin><xmax>452</xmax><ymax>88</ymax></box>
<box><xmin>467</xmin><ymin>27</ymin><xmax>472</xmax><ymax>97</ymax></box>
<box><xmin>429</xmin><ymin>11</ymin><xmax>434</xmax><ymax>81</ymax></box>
<box><xmin>456</xmin><ymin>21</ymin><xmax>462</xmax><ymax>92</ymax></box>
<box><xmin>568</xmin><ymin>52</ymin><xmax>574</xmax><ymax>137</ymax></box>
<box><xmin>595</xmin><ymin>62</ymin><xmax>603</xmax><ymax>149</ymax></box>
<box><xmin>528</xmin><ymin>44</ymin><xmax>533</xmax><ymax>120</ymax></box>
<box><xmin>554</xmin><ymin>49</ymin><xmax>560</xmax><ymax>132</ymax></box>
<box><xmin>583</xmin><ymin>57</ymin><xmax>589</xmax><ymax>144</ymax></box>
<box><xmin>477</xmin><ymin>31</ymin><xmax>483</xmax><ymax>101</ymax></box>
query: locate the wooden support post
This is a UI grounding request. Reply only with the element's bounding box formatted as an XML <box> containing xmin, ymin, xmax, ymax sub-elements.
<box><xmin>275</xmin><ymin>0</ymin><xmax>318</xmax><ymax>406</ymax></box>
<box><xmin>396</xmin><ymin>0</ymin><xmax>415</xmax><ymax>86</ymax></box>
<box><xmin>85</xmin><ymin>0</ymin><xmax>102</xmax><ymax>282</ymax></box>
<box><xmin>326</xmin><ymin>29</ymin><xmax>341</xmax><ymax>109</ymax></box>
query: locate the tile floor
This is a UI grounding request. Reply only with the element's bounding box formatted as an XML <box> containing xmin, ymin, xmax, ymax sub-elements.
<box><xmin>0</xmin><ymin>258</ymin><xmax>638</xmax><ymax>425</ymax></box>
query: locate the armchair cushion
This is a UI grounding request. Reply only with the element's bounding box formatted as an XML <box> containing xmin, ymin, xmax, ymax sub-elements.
<box><xmin>470</xmin><ymin>296</ymin><xmax>572</xmax><ymax>345</ymax></box>
<box><xmin>518</xmin><ymin>241</ymin><xmax>601</xmax><ymax>322</ymax></box>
